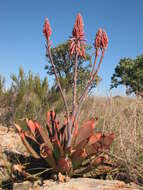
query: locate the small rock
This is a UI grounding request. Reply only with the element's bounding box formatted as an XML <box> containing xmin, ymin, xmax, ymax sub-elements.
<box><xmin>13</xmin><ymin>181</ymin><xmax>32</xmax><ymax>190</ymax></box>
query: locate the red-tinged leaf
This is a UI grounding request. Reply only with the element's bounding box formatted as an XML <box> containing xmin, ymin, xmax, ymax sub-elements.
<box><xmin>75</xmin><ymin>118</ymin><xmax>95</xmax><ymax>146</ymax></box>
<box><xmin>100</xmin><ymin>133</ymin><xmax>115</xmax><ymax>150</ymax></box>
<box><xmin>85</xmin><ymin>133</ymin><xmax>114</xmax><ymax>156</ymax></box>
<box><xmin>52</xmin><ymin>135</ymin><xmax>64</xmax><ymax>161</ymax></box>
<box><xmin>84</xmin><ymin>133</ymin><xmax>102</xmax><ymax>156</ymax></box>
<box><xmin>40</xmin><ymin>143</ymin><xmax>56</xmax><ymax>168</ymax></box>
<box><xmin>46</xmin><ymin>111</ymin><xmax>52</xmax><ymax>137</ymax></box>
<box><xmin>60</xmin><ymin>123</ymin><xmax>68</xmax><ymax>148</ymax></box>
<box><xmin>46</xmin><ymin>111</ymin><xmax>57</xmax><ymax>137</ymax></box>
<box><xmin>14</xmin><ymin>123</ymin><xmax>22</xmax><ymax>133</ymax></box>
<box><xmin>20</xmin><ymin>132</ymin><xmax>40</xmax><ymax>159</ymax></box>
<box><xmin>47</xmin><ymin>110</ymin><xmax>56</xmax><ymax>123</ymax></box>
<box><xmin>54</xmin><ymin>121</ymin><xmax>60</xmax><ymax>140</ymax></box>
<box><xmin>24</xmin><ymin>131</ymin><xmax>39</xmax><ymax>143</ymax></box>
<box><xmin>46</xmin><ymin>111</ymin><xmax>51</xmax><ymax>125</ymax></box>
<box><xmin>91</xmin><ymin>156</ymin><xmax>104</xmax><ymax>167</ymax></box>
<box><xmin>51</xmin><ymin>110</ymin><xmax>56</xmax><ymax>120</ymax></box>
<box><xmin>34</xmin><ymin>122</ymin><xmax>52</xmax><ymax>149</ymax></box>
<box><xmin>88</xmin><ymin>132</ymin><xmax>102</xmax><ymax>145</ymax></box>
<box><xmin>59</xmin><ymin>125</ymin><xmax>66</xmax><ymax>146</ymax></box>
<box><xmin>85</xmin><ymin>141</ymin><xmax>101</xmax><ymax>156</ymax></box>
<box><xmin>71</xmin><ymin>149</ymin><xmax>87</xmax><ymax>169</ymax></box>
<box><xmin>27</xmin><ymin>119</ymin><xmax>36</xmax><ymax>135</ymax></box>
<box><xmin>75</xmin><ymin>138</ymin><xmax>89</xmax><ymax>150</ymax></box>
<box><xmin>57</xmin><ymin>157</ymin><xmax>72</xmax><ymax>174</ymax></box>
<box><xmin>46</xmin><ymin>124</ymin><xmax>52</xmax><ymax>139</ymax></box>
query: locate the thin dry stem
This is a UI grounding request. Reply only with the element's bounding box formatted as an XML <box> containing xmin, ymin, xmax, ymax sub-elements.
<box><xmin>66</xmin><ymin>52</ymin><xmax>105</xmax><ymax>147</ymax></box>
<box><xmin>75</xmin><ymin>51</ymin><xmax>105</xmax><ymax>122</ymax></box>
<box><xmin>90</xmin><ymin>52</ymin><xmax>98</xmax><ymax>77</ymax></box>
<box><xmin>47</xmin><ymin>45</ymin><xmax>70</xmax><ymax>126</ymax></box>
<box><xmin>94</xmin><ymin>51</ymin><xmax>104</xmax><ymax>76</ymax></box>
<box><xmin>73</xmin><ymin>53</ymin><xmax>79</xmax><ymax>111</ymax></box>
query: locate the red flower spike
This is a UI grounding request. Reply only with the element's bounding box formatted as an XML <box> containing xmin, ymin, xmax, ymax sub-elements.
<box><xmin>43</xmin><ymin>18</ymin><xmax>52</xmax><ymax>44</ymax></box>
<box><xmin>72</xmin><ymin>13</ymin><xmax>84</xmax><ymax>40</ymax></box>
<box><xmin>94</xmin><ymin>29</ymin><xmax>108</xmax><ymax>54</ymax></box>
<box><xmin>69</xmin><ymin>13</ymin><xmax>86</xmax><ymax>58</ymax></box>
<box><xmin>101</xmin><ymin>30</ymin><xmax>108</xmax><ymax>49</ymax></box>
<box><xmin>94</xmin><ymin>28</ymin><xmax>102</xmax><ymax>50</ymax></box>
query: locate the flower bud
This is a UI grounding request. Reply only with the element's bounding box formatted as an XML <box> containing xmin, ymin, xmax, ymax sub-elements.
<box><xmin>43</xmin><ymin>18</ymin><xmax>52</xmax><ymax>43</ymax></box>
<box><xmin>69</xmin><ymin>13</ymin><xmax>86</xmax><ymax>58</ymax></box>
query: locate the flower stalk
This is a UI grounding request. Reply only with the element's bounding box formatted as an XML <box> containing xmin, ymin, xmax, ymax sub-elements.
<box><xmin>43</xmin><ymin>19</ymin><xmax>70</xmax><ymax>127</ymax></box>
<box><xmin>68</xmin><ymin>26</ymin><xmax>108</xmax><ymax>147</ymax></box>
<box><xmin>73</xmin><ymin>53</ymin><xmax>79</xmax><ymax>111</ymax></box>
<box><xmin>43</xmin><ymin>14</ymin><xmax>108</xmax><ymax>148</ymax></box>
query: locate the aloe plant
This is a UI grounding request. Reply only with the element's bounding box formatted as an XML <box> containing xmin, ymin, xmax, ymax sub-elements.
<box><xmin>15</xmin><ymin>13</ymin><xmax>114</xmax><ymax>178</ymax></box>
<box><xmin>15</xmin><ymin>111</ymin><xmax>114</xmax><ymax>177</ymax></box>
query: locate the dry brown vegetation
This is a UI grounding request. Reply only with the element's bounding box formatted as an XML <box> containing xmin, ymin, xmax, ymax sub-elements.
<box><xmin>78</xmin><ymin>96</ymin><xmax>143</xmax><ymax>184</ymax></box>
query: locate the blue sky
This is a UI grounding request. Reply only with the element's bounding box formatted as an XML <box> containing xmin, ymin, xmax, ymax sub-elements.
<box><xmin>0</xmin><ymin>0</ymin><xmax>143</xmax><ymax>96</ymax></box>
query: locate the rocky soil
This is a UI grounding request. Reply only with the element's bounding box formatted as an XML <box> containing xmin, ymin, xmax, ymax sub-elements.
<box><xmin>0</xmin><ymin>126</ymin><xmax>143</xmax><ymax>190</ymax></box>
<box><xmin>12</xmin><ymin>178</ymin><xmax>142</xmax><ymax>190</ymax></box>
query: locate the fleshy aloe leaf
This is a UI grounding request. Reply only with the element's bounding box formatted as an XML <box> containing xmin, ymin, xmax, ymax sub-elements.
<box><xmin>34</xmin><ymin>122</ymin><xmax>53</xmax><ymax>149</ymax></box>
<box><xmin>85</xmin><ymin>133</ymin><xmax>114</xmax><ymax>156</ymax></box>
<box><xmin>75</xmin><ymin>139</ymin><xmax>89</xmax><ymax>150</ymax></box>
<box><xmin>27</xmin><ymin>119</ymin><xmax>37</xmax><ymax>135</ymax></box>
<box><xmin>52</xmin><ymin>133</ymin><xmax>64</xmax><ymax>161</ymax></box>
<box><xmin>20</xmin><ymin>132</ymin><xmax>40</xmax><ymax>159</ymax></box>
<box><xmin>46</xmin><ymin>111</ymin><xmax>57</xmax><ymax>137</ymax></box>
<box><xmin>71</xmin><ymin>149</ymin><xmax>87</xmax><ymax>169</ymax></box>
<box><xmin>74</xmin><ymin>118</ymin><xmax>95</xmax><ymax>147</ymax></box>
<box><xmin>57</xmin><ymin>157</ymin><xmax>72</xmax><ymax>174</ymax></box>
<box><xmin>88</xmin><ymin>132</ymin><xmax>102</xmax><ymax>145</ymax></box>
<box><xmin>59</xmin><ymin>124</ymin><xmax>67</xmax><ymax>147</ymax></box>
<box><xmin>100</xmin><ymin>133</ymin><xmax>115</xmax><ymax>150</ymax></box>
<box><xmin>40</xmin><ymin>143</ymin><xmax>56</xmax><ymax>168</ymax></box>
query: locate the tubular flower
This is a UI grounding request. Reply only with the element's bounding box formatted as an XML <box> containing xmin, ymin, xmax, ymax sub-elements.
<box><xmin>43</xmin><ymin>18</ymin><xmax>52</xmax><ymax>45</ymax></box>
<box><xmin>94</xmin><ymin>29</ymin><xmax>108</xmax><ymax>55</ymax></box>
<box><xmin>69</xmin><ymin>13</ymin><xmax>86</xmax><ymax>58</ymax></box>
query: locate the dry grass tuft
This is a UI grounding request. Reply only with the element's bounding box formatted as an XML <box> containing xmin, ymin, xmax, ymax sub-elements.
<box><xmin>79</xmin><ymin>96</ymin><xmax>143</xmax><ymax>184</ymax></box>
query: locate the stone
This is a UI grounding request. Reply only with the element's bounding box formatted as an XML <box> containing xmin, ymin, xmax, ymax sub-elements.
<box><xmin>13</xmin><ymin>181</ymin><xmax>32</xmax><ymax>190</ymax></box>
<box><xmin>40</xmin><ymin>178</ymin><xmax>142</xmax><ymax>190</ymax></box>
